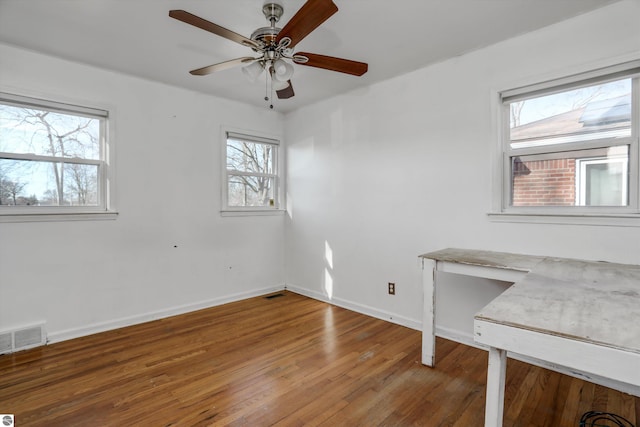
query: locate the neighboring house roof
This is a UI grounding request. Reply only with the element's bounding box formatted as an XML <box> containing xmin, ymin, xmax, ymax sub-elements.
<box><xmin>580</xmin><ymin>96</ymin><xmax>631</xmax><ymax>126</ymax></box>
<box><xmin>511</xmin><ymin>94</ymin><xmax>631</xmax><ymax>143</ymax></box>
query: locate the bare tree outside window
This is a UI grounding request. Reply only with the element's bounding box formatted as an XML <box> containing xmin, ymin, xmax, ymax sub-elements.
<box><xmin>225</xmin><ymin>133</ymin><xmax>278</xmax><ymax>209</ymax></box>
<box><xmin>0</xmin><ymin>176</ymin><xmax>26</xmax><ymax>205</ymax></box>
<box><xmin>0</xmin><ymin>100</ymin><xmax>103</xmax><ymax>208</ymax></box>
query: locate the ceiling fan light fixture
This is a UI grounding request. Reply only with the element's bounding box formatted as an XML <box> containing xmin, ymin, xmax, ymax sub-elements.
<box><xmin>242</xmin><ymin>61</ymin><xmax>264</xmax><ymax>82</ymax></box>
<box><xmin>274</xmin><ymin>59</ymin><xmax>294</xmax><ymax>81</ymax></box>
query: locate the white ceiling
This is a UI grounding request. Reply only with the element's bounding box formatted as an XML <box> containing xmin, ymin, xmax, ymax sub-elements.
<box><xmin>0</xmin><ymin>0</ymin><xmax>620</xmax><ymax>113</ymax></box>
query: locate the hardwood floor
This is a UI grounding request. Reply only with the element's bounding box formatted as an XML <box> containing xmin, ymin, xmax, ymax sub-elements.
<box><xmin>1</xmin><ymin>291</ymin><xmax>638</xmax><ymax>426</ymax></box>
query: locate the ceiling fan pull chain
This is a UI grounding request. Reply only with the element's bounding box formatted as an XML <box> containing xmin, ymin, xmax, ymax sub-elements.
<box><xmin>269</xmin><ymin>74</ymin><xmax>275</xmax><ymax>109</ymax></box>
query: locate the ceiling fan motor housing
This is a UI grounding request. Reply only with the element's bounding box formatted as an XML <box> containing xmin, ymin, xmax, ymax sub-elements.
<box><xmin>250</xmin><ymin>26</ymin><xmax>281</xmax><ymax>48</ymax></box>
<box><xmin>250</xmin><ymin>1</ymin><xmax>287</xmax><ymax>52</ymax></box>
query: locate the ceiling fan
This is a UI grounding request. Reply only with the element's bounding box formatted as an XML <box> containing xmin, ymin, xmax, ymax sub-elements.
<box><xmin>169</xmin><ymin>0</ymin><xmax>368</xmax><ymax>105</ymax></box>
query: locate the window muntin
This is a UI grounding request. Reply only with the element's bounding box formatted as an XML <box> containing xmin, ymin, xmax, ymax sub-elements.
<box><xmin>0</xmin><ymin>94</ymin><xmax>108</xmax><ymax>212</ymax></box>
<box><xmin>501</xmin><ymin>65</ymin><xmax>639</xmax><ymax>214</ymax></box>
<box><xmin>224</xmin><ymin>131</ymin><xmax>280</xmax><ymax>210</ymax></box>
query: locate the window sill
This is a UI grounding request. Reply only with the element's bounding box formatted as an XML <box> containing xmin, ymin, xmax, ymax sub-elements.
<box><xmin>221</xmin><ymin>209</ymin><xmax>286</xmax><ymax>217</ymax></box>
<box><xmin>0</xmin><ymin>210</ymin><xmax>119</xmax><ymax>223</ymax></box>
<box><xmin>488</xmin><ymin>212</ymin><xmax>640</xmax><ymax>227</ymax></box>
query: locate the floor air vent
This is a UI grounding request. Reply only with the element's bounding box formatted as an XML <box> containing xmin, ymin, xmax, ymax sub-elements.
<box><xmin>265</xmin><ymin>293</ymin><xmax>285</xmax><ymax>299</ymax></box>
<box><xmin>0</xmin><ymin>323</ymin><xmax>46</xmax><ymax>354</ymax></box>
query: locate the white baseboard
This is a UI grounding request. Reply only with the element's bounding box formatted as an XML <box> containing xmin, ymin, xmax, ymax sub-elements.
<box><xmin>285</xmin><ymin>284</ymin><xmax>422</xmax><ymax>331</ymax></box>
<box><xmin>435</xmin><ymin>325</ymin><xmax>481</xmax><ymax>348</ymax></box>
<box><xmin>48</xmin><ymin>285</ymin><xmax>285</xmax><ymax>344</ymax></box>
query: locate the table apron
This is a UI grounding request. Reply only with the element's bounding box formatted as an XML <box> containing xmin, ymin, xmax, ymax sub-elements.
<box><xmin>474</xmin><ymin>319</ymin><xmax>640</xmax><ymax>395</ymax></box>
<box><xmin>435</xmin><ymin>261</ymin><xmax>529</xmax><ymax>283</ymax></box>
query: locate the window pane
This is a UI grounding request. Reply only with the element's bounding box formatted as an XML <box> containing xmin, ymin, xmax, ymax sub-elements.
<box><xmin>0</xmin><ymin>103</ymin><xmax>101</xmax><ymax>159</ymax></box>
<box><xmin>511</xmin><ymin>145</ymin><xmax>628</xmax><ymax>207</ymax></box>
<box><xmin>509</xmin><ymin>78</ymin><xmax>631</xmax><ymax>149</ymax></box>
<box><xmin>228</xmin><ymin>174</ymin><xmax>274</xmax><ymax>207</ymax></box>
<box><xmin>226</xmin><ymin>139</ymin><xmax>273</xmax><ymax>174</ymax></box>
<box><xmin>578</xmin><ymin>158</ymin><xmax>627</xmax><ymax>206</ymax></box>
<box><xmin>63</xmin><ymin>163</ymin><xmax>99</xmax><ymax>206</ymax></box>
<box><xmin>0</xmin><ymin>158</ymin><xmax>98</xmax><ymax>206</ymax></box>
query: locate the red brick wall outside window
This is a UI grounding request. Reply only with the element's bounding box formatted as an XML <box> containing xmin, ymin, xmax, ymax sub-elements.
<box><xmin>512</xmin><ymin>158</ymin><xmax>576</xmax><ymax>206</ymax></box>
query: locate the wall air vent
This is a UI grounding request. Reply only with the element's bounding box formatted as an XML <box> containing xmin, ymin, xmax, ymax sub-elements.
<box><xmin>0</xmin><ymin>323</ymin><xmax>46</xmax><ymax>354</ymax></box>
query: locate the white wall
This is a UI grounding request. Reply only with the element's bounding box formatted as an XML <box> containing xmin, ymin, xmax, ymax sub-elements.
<box><xmin>0</xmin><ymin>43</ymin><xmax>285</xmax><ymax>342</ymax></box>
<box><xmin>284</xmin><ymin>0</ymin><xmax>640</xmax><ymax>338</ymax></box>
<box><xmin>1</xmin><ymin>1</ymin><xmax>639</xmax><ymax>348</ymax></box>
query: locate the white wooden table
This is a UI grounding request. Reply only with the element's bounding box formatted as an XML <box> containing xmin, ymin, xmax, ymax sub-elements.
<box><xmin>419</xmin><ymin>248</ymin><xmax>543</xmax><ymax>366</ymax></box>
<box><xmin>420</xmin><ymin>248</ymin><xmax>640</xmax><ymax>427</ymax></box>
<box><xmin>475</xmin><ymin>257</ymin><xmax>640</xmax><ymax>426</ymax></box>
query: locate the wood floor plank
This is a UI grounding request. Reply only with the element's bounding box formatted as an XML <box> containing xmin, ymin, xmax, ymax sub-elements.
<box><xmin>0</xmin><ymin>291</ymin><xmax>637</xmax><ymax>426</ymax></box>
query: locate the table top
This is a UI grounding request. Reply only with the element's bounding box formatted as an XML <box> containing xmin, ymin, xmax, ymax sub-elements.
<box><xmin>421</xmin><ymin>248</ymin><xmax>640</xmax><ymax>355</ymax></box>
<box><xmin>475</xmin><ymin>256</ymin><xmax>640</xmax><ymax>355</ymax></box>
<box><xmin>420</xmin><ymin>248</ymin><xmax>544</xmax><ymax>272</ymax></box>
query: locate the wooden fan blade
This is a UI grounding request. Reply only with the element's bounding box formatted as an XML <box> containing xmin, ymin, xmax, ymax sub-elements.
<box><xmin>276</xmin><ymin>81</ymin><xmax>295</xmax><ymax>99</ymax></box>
<box><xmin>169</xmin><ymin>10</ymin><xmax>260</xmax><ymax>49</ymax></box>
<box><xmin>190</xmin><ymin>57</ymin><xmax>256</xmax><ymax>76</ymax></box>
<box><xmin>294</xmin><ymin>52</ymin><xmax>368</xmax><ymax>76</ymax></box>
<box><xmin>275</xmin><ymin>0</ymin><xmax>338</xmax><ymax>48</ymax></box>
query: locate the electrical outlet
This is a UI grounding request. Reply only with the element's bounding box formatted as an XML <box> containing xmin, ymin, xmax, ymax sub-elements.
<box><xmin>388</xmin><ymin>282</ymin><xmax>395</xmax><ymax>295</ymax></box>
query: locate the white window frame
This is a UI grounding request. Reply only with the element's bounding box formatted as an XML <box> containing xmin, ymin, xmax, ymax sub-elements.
<box><xmin>221</xmin><ymin>127</ymin><xmax>284</xmax><ymax>216</ymax></box>
<box><xmin>0</xmin><ymin>92</ymin><xmax>116</xmax><ymax>222</ymax></box>
<box><xmin>576</xmin><ymin>155</ymin><xmax>628</xmax><ymax>207</ymax></box>
<box><xmin>490</xmin><ymin>60</ymin><xmax>640</xmax><ymax>226</ymax></box>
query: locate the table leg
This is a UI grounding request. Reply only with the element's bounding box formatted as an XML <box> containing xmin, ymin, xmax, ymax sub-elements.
<box><xmin>485</xmin><ymin>347</ymin><xmax>507</xmax><ymax>427</ymax></box>
<box><xmin>422</xmin><ymin>258</ymin><xmax>436</xmax><ymax>366</ymax></box>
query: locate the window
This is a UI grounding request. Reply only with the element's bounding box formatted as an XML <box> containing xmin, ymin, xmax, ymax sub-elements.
<box><xmin>497</xmin><ymin>61</ymin><xmax>639</xmax><ymax>219</ymax></box>
<box><xmin>0</xmin><ymin>93</ymin><xmax>113</xmax><ymax>219</ymax></box>
<box><xmin>222</xmin><ymin>130</ymin><xmax>281</xmax><ymax>212</ymax></box>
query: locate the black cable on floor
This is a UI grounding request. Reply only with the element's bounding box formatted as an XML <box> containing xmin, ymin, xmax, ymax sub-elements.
<box><xmin>579</xmin><ymin>411</ymin><xmax>636</xmax><ymax>427</ymax></box>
